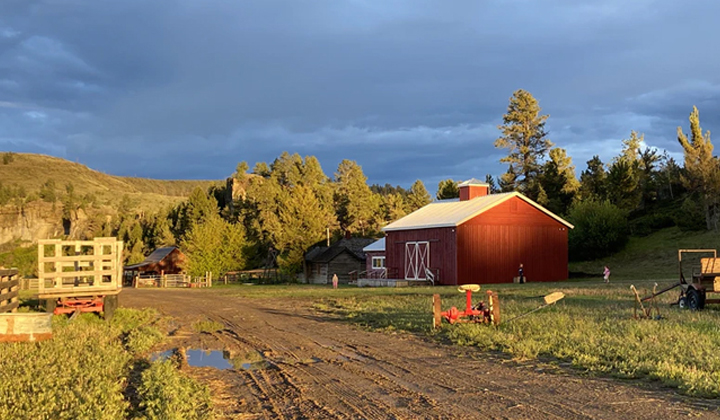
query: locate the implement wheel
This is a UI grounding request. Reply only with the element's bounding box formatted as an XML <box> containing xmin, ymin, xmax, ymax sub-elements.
<box><xmin>104</xmin><ymin>295</ymin><xmax>118</xmax><ymax>321</ymax></box>
<box><xmin>687</xmin><ymin>289</ymin><xmax>703</xmax><ymax>311</ymax></box>
<box><xmin>678</xmin><ymin>296</ymin><xmax>687</xmax><ymax>309</ymax></box>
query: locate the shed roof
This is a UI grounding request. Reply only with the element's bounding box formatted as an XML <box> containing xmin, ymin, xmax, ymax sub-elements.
<box><xmin>363</xmin><ymin>237</ymin><xmax>385</xmax><ymax>252</ymax></box>
<box><xmin>124</xmin><ymin>246</ymin><xmax>179</xmax><ymax>270</ymax></box>
<box><xmin>306</xmin><ymin>237</ymin><xmax>375</xmax><ymax>263</ymax></box>
<box><xmin>382</xmin><ymin>192</ymin><xmax>574</xmax><ymax>232</ymax></box>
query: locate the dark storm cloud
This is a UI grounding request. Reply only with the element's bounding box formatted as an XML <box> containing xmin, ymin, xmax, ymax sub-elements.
<box><xmin>1</xmin><ymin>0</ymin><xmax>720</xmax><ymax>191</ymax></box>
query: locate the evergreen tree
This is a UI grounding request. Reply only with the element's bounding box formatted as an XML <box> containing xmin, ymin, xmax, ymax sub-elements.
<box><xmin>406</xmin><ymin>180</ymin><xmax>431</xmax><ymax>212</ymax></box>
<box><xmin>499</xmin><ymin>166</ymin><xmax>518</xmax><ymax>192</ymax></box>
<box><xmin>607</xmin><ymin>160</ymin><xmax>640</xmax><ymax>211</ymax></box>
<box><xmin>484</xmin><ymin>174</ymin><xmax>498</xmax><ymax>194</ymax></box>
<box><xmin>274</xmin><ymin>185</ymin><xmax>332</xmax><ymax>274</ymax></box>
<box><xmin>170</xmin><ymin>187</ymin><xmax>219</xmax><ymax>240</ymax></box>
<box><xmin>494</xmin><ymin>89</ymin><xmax>552</xmax><ymax>199</ymax></box>
<box><xmin>579</xmin><ymin>156</ymin><xmax>608</xmax><ymax>200</ymax></box>
<box><xmin>379</xmin><ymin>193</ymin><xmax>406</xmax><ymax>224</ymax></box>
<box><xmin>334</xmin><ymin>160</ymin><xmax>377</xmax><ymax>235</ymax></box>
<box><xmin>538</xmin><ymin>147</ymin><xmax>579</xmax><ymax>215</ymax></box>
<box><xmin>253</xmin><ymin>161</ymin><xmax>271</xmax><ymax>177</ymax></box>
<box><xmin>271</xmin><ymin>152</ymin><xmax>303</xmax><ymax>188</ymax></box>
<box><xmin>677</xmin><ymin>106</ymin><xmax>720</xmax><ymax>230</ymax></box>
<box><xmin>436</xmin><ymin>179</ymin><xmax>459</xmax><ymax>200</ymax></box>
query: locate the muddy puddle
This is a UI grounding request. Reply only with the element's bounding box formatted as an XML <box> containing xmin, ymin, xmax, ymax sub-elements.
<box><xmin>151</xmin><ymin>348</ymin><xmax>272</xmax><ymax>370</ymax></box>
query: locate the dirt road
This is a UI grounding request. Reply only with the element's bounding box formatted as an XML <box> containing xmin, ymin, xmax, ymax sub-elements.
<box><xmin>121</xmin><ymin>288</ymin><xmax>720</xmax><ymax>420</ymax></box>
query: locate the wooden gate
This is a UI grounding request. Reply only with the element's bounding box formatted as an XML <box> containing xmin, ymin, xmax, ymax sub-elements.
<box><xmin>404</xmin><ymin>241</ymin><xmax>429</xmax><ymax>280</ymax></box>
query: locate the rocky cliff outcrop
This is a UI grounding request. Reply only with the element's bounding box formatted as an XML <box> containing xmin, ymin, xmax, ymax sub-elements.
<box><xmin>0</xmin><ymin>202</ymin><xmax>100</xmax><ymax>245</ymax></box>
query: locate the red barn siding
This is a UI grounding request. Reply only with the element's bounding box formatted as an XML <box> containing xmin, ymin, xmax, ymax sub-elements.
<box><xmin>385</xmin><ymin>228</ymin><xmax>457</xmax><ymax>285</ymax></box>
<box><xmin>457</xmin><ymin>197</ymin><xmax>568</xmax><ymax>284</ymax></box>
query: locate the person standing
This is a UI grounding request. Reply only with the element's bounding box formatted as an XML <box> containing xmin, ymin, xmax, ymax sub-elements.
<box><xmin>603</xmin><ymin>266</ymin><xmax>610</xmax><ymax>283</ymax></box>
<box><xmin>518</xmin><ymin>263</ymin><xmax>525</xmax><ymax>284</ymax></box>
<box><xmin>332</xmin><ymin>273</ymin><xmax>339</xmax><ymax>289</ymax></box>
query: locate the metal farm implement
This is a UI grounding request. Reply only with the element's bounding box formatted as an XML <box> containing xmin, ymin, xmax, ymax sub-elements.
<box><xmin>432</xmin><ymin>285</ymin><xmax>564</xmax><ymax>328</ymax></box>
<box><xmin>641</xmin><ymin>249</ymin><xmax>720</xmax><ymax>311</ymax></box>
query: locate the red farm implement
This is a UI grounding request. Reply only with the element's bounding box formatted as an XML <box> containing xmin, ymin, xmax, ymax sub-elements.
<box><xmin>432</xmin><ymin>285</ymin><xmax>565</xmax><ymax>328</ymax></box>
<box><xmin>433</xmin><ymin>285</ymin><xmax>500</xmax><ymax>328</ymax></box>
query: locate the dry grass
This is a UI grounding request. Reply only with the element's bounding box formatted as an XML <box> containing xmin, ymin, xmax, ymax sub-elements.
<box><xmin>0</xmin><ymin>153</ymin><xmax>221</xmax><ymax>210</ymax></box>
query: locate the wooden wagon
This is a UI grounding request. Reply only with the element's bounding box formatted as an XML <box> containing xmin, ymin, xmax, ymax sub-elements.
<box><xmin>38</xmin><ymin>238</ymin><xmax>123</xmax><ymax>320</ymax></box>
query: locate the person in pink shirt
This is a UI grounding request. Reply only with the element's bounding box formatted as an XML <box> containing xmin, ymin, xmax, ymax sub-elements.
<box><xmin>603</xmin><ymin>266</ymin><xmax>610</xmax><ymax>283</ymax></box>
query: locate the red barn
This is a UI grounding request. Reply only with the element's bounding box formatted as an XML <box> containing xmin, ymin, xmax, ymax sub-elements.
<box><xmin>382</xmin><ymin>179</ymin><xmax>573</xmax><ymax>285</ymax></box>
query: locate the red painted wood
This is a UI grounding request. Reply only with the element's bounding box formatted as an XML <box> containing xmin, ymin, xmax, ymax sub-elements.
<box><xmin>384</xmin><ymin>196</ymin><xmax>569</xmax><ymax>285</ymax></box>
<box><xmin>457</xmin><ymin>197</ymin><xmax>568</xmax><ymax>283</ymax></box>
<box><xmin>384</xmin><ymin>228</ymin><xmax>457</xmax><ymax>285</ymax></box>
<box><xmin>459</xmin><ymin>185</ymin><xmax>489</xmax><ymax>201</ymax></box>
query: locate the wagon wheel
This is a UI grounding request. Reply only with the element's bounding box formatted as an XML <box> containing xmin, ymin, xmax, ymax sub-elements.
<box><xmin>677</xmin><ymin>296</ymin><xmax>687</xmax><ymax>309</ymax></box>
<box><xmin>686</xmin><ymin>289</ymin><xmax>702</xmax><ymax>311</ymax></box>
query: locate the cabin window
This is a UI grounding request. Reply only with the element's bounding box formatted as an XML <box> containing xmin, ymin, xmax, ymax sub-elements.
<box><xmin>372</xmin><ymin>256</ymin><xmax>385</xmax><ymax>269</ymax></box>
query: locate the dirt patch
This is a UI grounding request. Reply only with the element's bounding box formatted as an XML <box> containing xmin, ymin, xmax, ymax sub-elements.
<box><xmin>121</xmin><ymin>288</ymin><xmax>720</xmax><ymax>420</ymax></box>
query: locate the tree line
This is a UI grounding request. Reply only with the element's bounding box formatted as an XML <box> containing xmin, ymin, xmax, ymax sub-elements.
<box><xmin>3</xmin><ymin>90</ymin><xmax>715</xmax><ymax>276</ymax></box>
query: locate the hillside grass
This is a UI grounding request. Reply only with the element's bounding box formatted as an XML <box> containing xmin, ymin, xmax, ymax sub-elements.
<box><xmin>570</xmin><ymin>226</ymin><xmax>720</xmax><ymax>281</ymax></box>
<box><xmin>0</xmin><ymin>153</ymin><xmax>221</xmax><ymax>210</ymax></box>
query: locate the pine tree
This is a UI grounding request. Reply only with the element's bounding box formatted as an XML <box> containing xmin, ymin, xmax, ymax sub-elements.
<box><xmin>499</xmin><ymin>167</ymin><xmax>518</xmax><ymax>192</ymax></box>
<box><xmin>484</xmin><ymin>174</ymin><xmax>498</xmax><ymax>194</ymax></box>
<box><xmin>494</xmin><ymin>89</ymin><xmax>552</xmax><ymax>198</ymax></box>
<box><xmin>677</xmin><ymin>106</ymin><xmax>720</xmax><ymax>230</ymax></box>
<box><xmin>579</xmin><ymin>156</ymin><xmax>608</xmax><ymax>201</ymax></box>
<box><xmin>380</xmin><ymin>193</ymin><xmax>406</xmax><ymax>223</ymax></box>
<box><xmin>436</xmin><ymin>179</ymin><xmax>459</xmax><ymax>200</ymax></box>
<box><xmin>406</xmin><ymin>180</ymin><xmax>431</xmax><ymax>212</ymax></box>
<box><xmin>538</xmin><ymin>147</ymin><xmax>579</xmax><ymax>215</ymax></box>
<box><xmin>334</xmin><ymin>160</ymin><xmax>377</xmax><ymax>235</ymax></box>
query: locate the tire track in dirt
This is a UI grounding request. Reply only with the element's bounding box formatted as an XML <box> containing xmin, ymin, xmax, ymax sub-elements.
<box><xmin>121</xmin><ymin>289</ymin><xmax>720</xmax><ymax>420</ymax></box>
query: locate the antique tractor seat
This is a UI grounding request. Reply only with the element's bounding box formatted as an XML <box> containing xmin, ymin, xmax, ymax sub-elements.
<box><xmin>457</xmin><ymin>284</ymin><xmax>481</xmax><ymax>293</ymax></box>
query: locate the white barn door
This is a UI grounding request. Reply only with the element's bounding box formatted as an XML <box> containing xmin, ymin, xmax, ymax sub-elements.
<box><xmin>405</xmin><ymin>241</ymin><xmax>429</xmax><ymax>280</ymax></box>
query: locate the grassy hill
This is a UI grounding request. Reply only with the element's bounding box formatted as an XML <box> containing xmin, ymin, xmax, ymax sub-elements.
<box><xmin>569</xmin><ymin>226</ymin><xmax>720</xmax><ymax>282</ymax></box>
<box><xmin>0</xmin><ymin>153</ymin><xmax>222</xmax><ymax>211</ymax></box>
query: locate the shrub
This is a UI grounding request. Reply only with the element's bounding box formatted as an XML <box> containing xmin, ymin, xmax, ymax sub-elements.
<box><xmin>628</xmin><ymin>213</ymin><xmax>675</xmax><ymax>236</ymax></box>
<box><xmin>567</xmin><ymin>199</ymin><xmax>629</xmax><ymax>261</ymax></box>
<box><xmin>136</xmin><ymin>360</ymin><xmax>213</xmax><ymax>420</ymax></box>
<box><xmin>675</xmin><ymin>197</ymin><xmax>706</xmax><ymax>231</ymax></box>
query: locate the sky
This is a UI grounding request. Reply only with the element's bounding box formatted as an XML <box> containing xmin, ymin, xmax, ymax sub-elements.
<box><xmin>1</xmin><ymin>0</ymin><xmax>719</xmax><ymax>192</ymax></box>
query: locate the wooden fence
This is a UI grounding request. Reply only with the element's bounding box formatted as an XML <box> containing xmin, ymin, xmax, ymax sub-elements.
<box><xmin>133</xmin><ymin>272</ymin><xmax>212</xmax><ymax>288</ymax></box>
<box><xmin>0</xmin><ymin>269</ymin><xmax>20</xmax><ymax>313</ymax></box>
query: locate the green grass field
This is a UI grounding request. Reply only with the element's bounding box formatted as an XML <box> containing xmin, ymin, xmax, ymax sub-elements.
<box><xmin>227</xmin><ymin>280</ymin><xmax>720</xmax><ymax>397</ymax></box>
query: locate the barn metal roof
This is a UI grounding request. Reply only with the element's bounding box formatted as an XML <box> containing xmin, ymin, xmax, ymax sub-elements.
<box><xmin>382</xmin><ymin>192</ymin><xmax>574</xmax><ymax>232</ymax></box>
<box><xmin>124</xmin><ymin>247</ymin><xmax>179</xmax><ymax>270</ymax></box>
<box><xmin>363</xmin><ymin>237</ymin><xmax>385</xmax><ymax>252</ymax></box>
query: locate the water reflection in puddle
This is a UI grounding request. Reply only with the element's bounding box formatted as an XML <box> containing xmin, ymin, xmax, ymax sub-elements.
<box><xmin>150</xmin><ymin>348</ymin><xmax>275</xmax><ymax>371</ymax></box>
<box><xmin>187</xmin><ymin>349</ymin><xmax>233</xmax><ymax>369</ymax></box>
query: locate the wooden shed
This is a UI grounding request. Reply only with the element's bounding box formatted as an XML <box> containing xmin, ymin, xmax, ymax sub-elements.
<box><xmin>305</xmin><ymin>238</ymin><xmax>375</xmax><ymax>284</ymax></box>
<box><xmin>124</xmin><ymin>247</ymin><xmax>186</xmax><ymax>276</ymax></box>
<box><xmin>382</xmin><ymin>179</ymin><xmax>573</xmax><ymax>285</ymax></box>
